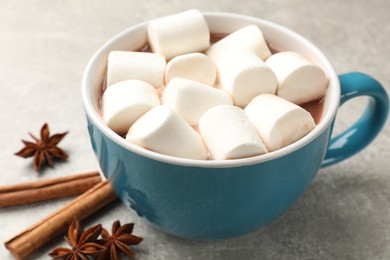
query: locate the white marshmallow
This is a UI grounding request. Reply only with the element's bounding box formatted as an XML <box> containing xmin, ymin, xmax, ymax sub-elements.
<box><xmin>199</xmin><ymin>105</ymin><xmax>267</xmax><ymax>160</ymax></box>
<box><xmin>245</xmin><ymin>94</ymin><xmax>315</xmax><ymax>152</ymax></box>
<box><xmin>206</xmin><ymin>25</ymin><xmax>272</xmax><ymax>62</ymax></box>
<box><xmin>126</xmin><ymin>105</ymin><xmax>208</xmax><ymax>160</ymax></box>
<box><xmin>102</xmin><ymin>80</ymin><xmax>160</xmax><ymax>135</ymax></box>
<box><xmin>163</xmin><ymin>78</ymin><xmax>233</xmax><ymax>126</ymax></box>
<box><xmin>217</xmin><ymin>51</ymin><xmax>277</xmax><ymax>107</ymax></box>
<box><xmin>165</xmin><ymin>53</ymin><xmax>216</xmax><ymax>85</ymax></box>
<box><xmin>147</xmin><ymin>9</ymin><xmax>210</xmax><ymax>60</ymax></box>
<box><xmin>106</xmin><ymin>51</ymin><xmax>166</xmax><ymax>88</ymax></box>
<box><xmin>265</xmin><ymin>51</ymin><xmax>328</xmax><ymax>104</ymax></box>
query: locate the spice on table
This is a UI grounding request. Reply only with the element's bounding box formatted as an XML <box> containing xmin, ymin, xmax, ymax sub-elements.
<box><xmin>49</xmin><ymin>217</ymin><xmax>105</xmax><ymax>260</ymax></box>
<box><xmin>15</xmin><ymin>123</ymin><xmax>69</xmax><ymax>172</ymax></box>
<box><xmin>4</xmin><ymin>181</ymin><xmax>118</xmax><ymax>259</ymax></box>
<box><xmin>48</xmin><ymin>218</ymin><xmax>144</xmax><ymax>260</ymax></box>
<box><xmin>0</xmin><ymin>171</ymin><xmax>101</xmax><ymax>208</ymax></box>
<box><xmin>97</xmin><ymin>221</ymin><xmax>143</xmax><ymax>260</ymax></box>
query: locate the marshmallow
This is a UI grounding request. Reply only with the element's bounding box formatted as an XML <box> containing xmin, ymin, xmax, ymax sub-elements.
<box><xmin>102</xmin><ymin>80</ymin><xmax>160</xmax><ymax>135</ymax></box>
<box><xmin>216</xmin><ymin>51</ymin><xmax>277</xmax><ymax>107</ymax></box>
<box><xmin>206</xmin><ymin>25</ymin><xmax>272</xmax><ymax>62</ymax></box>
<box><xmin>199</xmin><ymin>105</ymin><xmax>267</xmax><ymax>160</ymax></box>
<box><xmin>245</xmin><ymin>94</ymin><xmax>315</xmax><ymax>152</ymax></box>
<box><xmin>106</xmin><ymin>51</ymin><xmax>166</xmax><ymax>88</ymax></box>
<box><xmin>126</xmin><ymin>105</ymin><xmax>208</xmax><ymax>160</ymax></box>
<box><xmin>265</xmin><ymin>51</ymin><xmax>328</xmax><ymax>104</ymax></box>
<box><xmin>163</xmin><ymin>78</ymin><xmax>233</xmax><ymax>125</ymax></box>
<box><xmin>165</xmin><ymin>53</ymin><xmax>216</xmax><ymax>85</ymax></box>
<box><xmin>147</xmin><ymin>9</ymin><xmax>210</xmax><ymax>60</ymax></box>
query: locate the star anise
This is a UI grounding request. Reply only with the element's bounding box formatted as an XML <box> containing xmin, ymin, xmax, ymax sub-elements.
<box><xmin>97</xmin><ymin>220</ymin><xmax>143</xmax><ymax>260</ymax></box>
<box><xmin>49</xmin><ymin>217</ymin><xmax>105</xmax><ymax>260</ymax></box>
<box><xmin>15</xmin><ymin>123</ymin><xmax>68</xmax><ymax>171</ymax></box>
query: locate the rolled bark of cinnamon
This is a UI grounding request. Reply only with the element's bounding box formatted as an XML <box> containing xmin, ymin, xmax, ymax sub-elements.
<box><xmin>0</xmin><ymin>171</ymin><xmax>101</xmax><ymax>207</ymax></box>
<box><xmin>4</xmin><ymin>181</ymin><xmax>118</xmax><ymax>259</ymax></box>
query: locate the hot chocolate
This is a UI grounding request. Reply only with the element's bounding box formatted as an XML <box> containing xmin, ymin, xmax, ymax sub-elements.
<box><xmin>98</xmin><ymin>33</ymin><xmax>325</xmax><ymax>125</ymax></box>
<box><xmin>98</xmin><ymin>10</ymin><xmax>328</xmax><ymax>160</ymax></box>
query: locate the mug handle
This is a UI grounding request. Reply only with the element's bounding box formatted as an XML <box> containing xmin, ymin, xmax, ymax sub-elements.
<box><xmin>321</xmin><ymin>72</ymin><xmax>389</xmax><ymax>168</ymax></box>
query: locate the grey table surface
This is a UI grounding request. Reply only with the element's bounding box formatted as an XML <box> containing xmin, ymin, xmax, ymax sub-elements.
<box><xmin>1</xmin><ymin>0</ymin><xmax>390</xmax><ymax>259</ymax></box>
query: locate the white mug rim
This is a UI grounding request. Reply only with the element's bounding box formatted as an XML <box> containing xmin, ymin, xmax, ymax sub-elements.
<box><xmin>81</xmin><ymin>12</ymin><xmax>340</xmax><ymax>168</ymax></box>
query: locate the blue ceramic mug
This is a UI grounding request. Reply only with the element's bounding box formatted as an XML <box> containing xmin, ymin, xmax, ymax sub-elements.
<box><xmin>82</xmin><ymin>12</ymin><xmax>389</xmax><ymax>240</ymax></box>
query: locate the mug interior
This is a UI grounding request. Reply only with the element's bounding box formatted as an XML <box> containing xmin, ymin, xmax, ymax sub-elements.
<box><xmin>82</xmin><ymin>12</ymin><xmax>340</xmax><ymax>168</ymax></box>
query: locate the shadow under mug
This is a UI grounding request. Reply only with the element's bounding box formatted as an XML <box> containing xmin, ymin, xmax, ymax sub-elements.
<box><xmin>82</xmin><ymin>12</ymin><xmax>389</xmax><ymax>240</ymax></box>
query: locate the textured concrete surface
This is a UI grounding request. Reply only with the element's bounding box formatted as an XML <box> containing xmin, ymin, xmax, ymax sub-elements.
<box><xmin>1</xmin><ymin>0</ymin><xmax>389</xmax><ymax>259</ymax></box>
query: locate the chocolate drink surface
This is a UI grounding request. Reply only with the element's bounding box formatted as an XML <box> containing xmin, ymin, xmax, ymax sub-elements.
<box><xmin>98</xmin><ymin>32</ymin><xmax>325</xmax><ymax>125</ymax></box>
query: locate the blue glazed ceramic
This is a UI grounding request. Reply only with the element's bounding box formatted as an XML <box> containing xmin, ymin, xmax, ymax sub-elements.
<box><xmin>82</xmin><ymin>13</ymin><xmax>389</xmax><ymax>240</ymax></box>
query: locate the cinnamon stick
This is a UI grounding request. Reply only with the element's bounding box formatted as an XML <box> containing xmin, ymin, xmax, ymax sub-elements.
<box><xmin>0</xmin><ymin>171</ymin><xmax>101</xmax><ymax>207</ymax></box>
<box><xmin>4</xmin><ymin>181</ymin><xmax>118</xmax><ymax>259</ymax></box>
